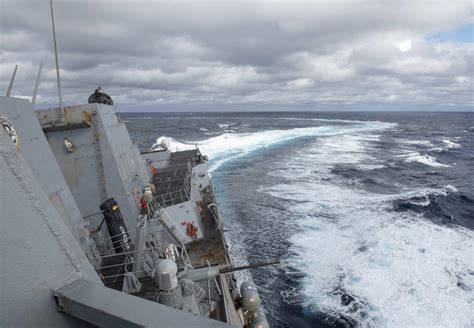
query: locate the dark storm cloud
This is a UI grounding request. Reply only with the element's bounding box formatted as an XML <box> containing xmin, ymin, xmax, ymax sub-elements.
<box><xmin>0</xmin><ymin>0</ymin><xmax>472</xmax><ymax>111</ymax></box>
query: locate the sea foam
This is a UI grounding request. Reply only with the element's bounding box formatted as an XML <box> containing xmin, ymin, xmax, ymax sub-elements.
<box><xmin>441</xmin><ymin>139</ymin><xmax>461</xmax><ymax>149</ymax></box>
<box><xmin>400</xmin><ymin>152</ymin><xmax>450</xmax><ymax>168</ymax></box>
<box><xmin>261</xmin><ymin>135</ymin><xmax>473</xmax><ymax>327</ymax></box>
<box><xmin>154</xmin><ymin>120</ymin><xmax>395</xmax><ymax>172</ymax></box>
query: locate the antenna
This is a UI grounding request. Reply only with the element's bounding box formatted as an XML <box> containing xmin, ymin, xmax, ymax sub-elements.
<box><xmin>49</xmin><ymin>0</ymin><xmax>64</xmax><ymax>122</ymax></box>
<box><xmin>31</xmin><ymin>62</ymin><xmax>43</xmax><ymax>107</ymax></box>
<box><xmin>5</xmin><ymin>65</ymin><xmax>18</xmax><ymax>97</ymax></box>
<box><xmin>147</xmin><ymin>132</ymin><xmax>152</xmax><ymax>151</ymax></box>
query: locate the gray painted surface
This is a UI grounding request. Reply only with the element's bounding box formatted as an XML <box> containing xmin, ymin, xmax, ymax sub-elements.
<box><xmin>54</xmin><ymin>279</ymin><xmax>231</xmax><ymax>327</ymax></box>
<box><xmin>191</xmin><ymin>163</ymin><xmax>211</xmax><ymax>194</ymax></box>
<box><xmin>99</xmin><ymin>104</ymin><xmax>150</xmax><ymax>229</ymax></box>
<box><xmin>38</xmin><ymin>103</ymin><xmax>149</xmax><ymax>233</ymax></box>
<box><xmin>0</xmin><ymin>98</ymin><xmax>244</xmax><ymax>326</ymax></box>
<box><xmin>0</xmin><ymin>124</ymin><xmax>101</xmax><ymax>327</ymax></box>
<box><xmin>160</xmin><ymin>200</ymin><xmax>204</xmax><ymax>242</ymax></box>
<box><xmin>0</xmin><ymin>96</ymin><xmax>95</xmax><ymax>255</ymax></box>
<box><xmin>142</xmin><ymin>149</ymin><xmax>171</xmax><ymax>169</ymax></box>
<box><xmin>146</xmin><ymin>159</ymin><xmax>210</xmax><ymax>243</ymax></box>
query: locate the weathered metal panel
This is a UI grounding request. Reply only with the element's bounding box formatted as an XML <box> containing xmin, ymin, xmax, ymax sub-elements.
<box><xmin>0</xmin><ymin>96</ymin><xmax>92</xmax><ymax>252</ymax></box>
<box><xmin>43</xmin><ymin>113</ymin><xmax>105</xmax><ymax>229</ymax></box>
<box><xmin>42</xmin><ymin>121</ymin><xmax>90</xmax><ymax>132</ymax></box>
<box><xmin>0</xmin><ymin>123</ymin><xmax>101</xmax><ymax>327</ymax></box>
<box><xmin>141</xmin><ymin>149</ymin><xmax>171</xmax><ymax>169</ymax></box>
<box><xmin>161</xmin><ymin>200</ymin><xmax>204</xmax><ymax>242</ymax></box>
<box><xmin>53</xmin><ymin>279</ymin><xmax>230</xmax><ymax>327</ymax></box>
<box><xmin>37</xmin><ymin>105</ymin><xmax>91</xmax><ymax>126</ymax></box>
<box><xmin>39</xmin><ymin>103</ymin><xmax>150</xmax><ymax>233</ymax></box>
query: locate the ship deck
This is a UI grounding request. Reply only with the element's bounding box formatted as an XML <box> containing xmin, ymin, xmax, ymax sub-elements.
<box><xmin>151</xmin><ymin>149</ymin><xmax>201</xmax><ymax>207</ymax></box>
<box><xmin>185</xmin><ymin>187</ymin><xmax>229</xmax><ymax>267</ymax></box>
<box><xmin>150</xmin><ymin>148</ymin><xmax>229</xmax><ymax>266</ymax></box>
<box><xmin>98</xmin><ymin>148</ymin><xmax>236</xmax><ymax>323</ymax></box>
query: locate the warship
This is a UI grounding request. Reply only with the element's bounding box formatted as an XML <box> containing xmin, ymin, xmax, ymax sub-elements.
<box><xmin>0</xmin><ymin>2</ymin><xmax>276</xmax><ymax>327</ymax></box>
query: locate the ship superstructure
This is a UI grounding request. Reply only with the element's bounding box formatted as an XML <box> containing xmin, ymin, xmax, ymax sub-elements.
<box><xmin>1</xmin><ymin>88</ymin><xmax>273</xmax><ymax>327</ymax></box>
<box><xmin>0</xmin><ymin>2</ymin><xmax>276</xmax><ymax>325</ymax></box>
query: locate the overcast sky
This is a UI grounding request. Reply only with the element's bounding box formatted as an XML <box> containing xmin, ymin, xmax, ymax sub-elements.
<box><xmin>1</xmin><ymin>0</ymin><xmax>473</xmax><ymax>111</ymax></box>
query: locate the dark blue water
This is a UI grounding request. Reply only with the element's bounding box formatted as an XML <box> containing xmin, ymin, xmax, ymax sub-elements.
<box><xmin>124</xmin><ymin>112</ymin><xmax>474</xmax><ymax>327</ymax></box>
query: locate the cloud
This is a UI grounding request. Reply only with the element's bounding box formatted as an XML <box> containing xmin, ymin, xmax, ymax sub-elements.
<box><xmin>0</xmin><ymin>0</ymin><xmax>472</xmax><ymax>111</ymax></box>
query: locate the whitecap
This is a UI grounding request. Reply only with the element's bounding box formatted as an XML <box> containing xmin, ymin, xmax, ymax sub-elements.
<box><xmin>152</xmin><ymin>119</ymin><xmax>395</xmax><ymax>172</ymax></box>
<box><xmin>428</xmin><ymin>147</ymin><xmax>445</xmax><ymax>153</ymax></box>
<box><xmin>179</xmin><ymin>116</ymin><xmax>472</xmax><ymax>326</ymax></box>
<box><xmin>441</xmin><ymin>139</ymin><xmax>461</xmax><ymax>149</ymax></box>
<box><xmin>357</xmin><ymin>164</ymin><xmax>386</xmax><ymax>170</ymax></box>
<box><xmin>395</xmin><ymin>185</ymin><xmax>458</xmax><ymax>207</ymax></box>
<box><xmin>398</xmin><ymin>139</ymin><xmax>433</xmax><ymax>147</ymax></box>
<box><xmin>260</xmin><ymin>143</ymin><xmax>472</xmax><ymax>327</ymax></box>
<box><xmin>197</xmin><ymin>121</ymin><xmax>394</xmax><ymax>172</ymax></box>
<box><xmin>399</xmin><ymin>152</ymin><xmax>449</xmax><ymax>168</ymax></box>
<box><xmin>152</xmin><ymin>136</ymin><xmax>195</xmax><ymax>152</ymax></box>
<box><xmin>399</xmin><ymin>184</ymin><xmax>458</xmax><ymax>198</ymax></box>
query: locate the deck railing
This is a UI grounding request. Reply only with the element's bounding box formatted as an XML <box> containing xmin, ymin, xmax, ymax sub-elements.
<box><xmin>155</xmin><ymin>186</ymin><xmax>190</xmax><ymax>207</ymax></box>
<box><xmin>91</xmin><ymin>239</ymin><xmax>185</xmax><ymax>283</ymax></box>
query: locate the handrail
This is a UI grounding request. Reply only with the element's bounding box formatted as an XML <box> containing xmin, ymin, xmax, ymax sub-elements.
<box><xmin>89</xmin><ymin>244</ymin><xmax>167</xmax><ymax>261</ymax></box>
<box><xmin>147</xmin><ymin>202</ymin><xmax>191</xmax><ymax>265</ymax></box>
<box><xmin>155</xmin><ymin>186</ymin><xmax>191</xmax><ymax>207</ymax></box>
<box><xmin>156</xmin><ymin>205</ymin><xmax>188</xmax><ymax>241</ymax></box>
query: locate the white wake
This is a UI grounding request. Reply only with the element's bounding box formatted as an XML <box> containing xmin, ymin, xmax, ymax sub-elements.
<box><xmin>154</xmin><ymin>120</ymin><xmax>395</xmax><ymax>172</ymax></box>
<box><xmin>261</xmin><ymin>134</ymin><xmax>473</xmax><ymax>327</ymax></box>
<box><xmin>154</xmin><ymin>118</ymin><xmax>473</xmax><ymax>326</ymax></box>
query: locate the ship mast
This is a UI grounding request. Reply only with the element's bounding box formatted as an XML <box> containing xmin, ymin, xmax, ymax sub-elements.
<box><xmin>49</xmin><ymin>0</ymin><xmax>64</xmax><ymax>122</ymax></box>
<box><xmin>5</xmin><ymin>65</ymin><xmax>18</xmax><ymax>97</ymax></box>
<box><xmin>31</xmin><ymin>61</ymin><xmax>43</xmax><ymax>107</ymax></box>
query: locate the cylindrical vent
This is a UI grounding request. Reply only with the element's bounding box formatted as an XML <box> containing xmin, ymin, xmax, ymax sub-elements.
<box><xmin>157</xmin><ymin>259</ymin><xmax>178</xmax><ymax>290</ymax></box>
<box><xmin>252</xmin><ymin>310</ymin><xmax>269</xmax><ymax>328</ymax></box>
<box><xmin>240</xmin><ymin>281</ymin><xmax>261</xmax><ymax>313</ymax></box>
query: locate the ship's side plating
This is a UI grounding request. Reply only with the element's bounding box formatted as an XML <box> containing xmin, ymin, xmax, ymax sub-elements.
<box><xmin>1</xmin><ymin>0</ymin><xmax>271</xmax><ymax>322</ymax></box>
<box><xmin>36</xmin><ymin>103</ymin><xmax>150</xmax><ymax>238</ymax></box>
<box><xmin>1</xmin><ymin>94</ymin><xmax>269</xmax><ymax>327</ymax></box>
<box><xmin>0</xmin><ymin>97</ymin><xmax>101</xmax><ymax>327</ymax></box>
<box><xmin>41</xmin><ymin>99</ymin><xmax>268</xmax><ymax>326</ymax></box>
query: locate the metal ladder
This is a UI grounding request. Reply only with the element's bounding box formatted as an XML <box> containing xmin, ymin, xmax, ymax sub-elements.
<box><xmin>149</xmin><ymin>201</ymin><xmax>186</xmax><ymax>245</ymax></box>
<box><xmin>157</xmin><ymin>213</ymin><xmax>182</xmax><ymax>244</ymax></box>
<box><xmin>92</xmin><ymin>111</ymin><xmax>108</xmax><ymax>202</ymax></box>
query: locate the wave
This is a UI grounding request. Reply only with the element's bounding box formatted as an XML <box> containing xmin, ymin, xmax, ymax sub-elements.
<box><xmin>264</xmin><ymin>182</ymin><xmax>474</xmax><ymax>327</ymax></box>
<box><xmin>152</xmin><ymin>136</ymin><xmax>196</xmax><ymax>152</ymax></box>
<box><xmin>259</xmin><ymin>135</ymin><xmax>474</xmax><ymax>327</ymax></box>
<box><xmin>398</xmin><ymin>139</ymin><xmax>434</xmax><ymax>147</ymax></box>
<box><xmin>392</xmin><ymin>185</ymin><xmax>474</xmax><ymax>229</ymax></box>
<box><xmin>396</xmin><ymin>184</ymin><xmax>458</xmax><ymax>200</ymax></box>
<box><xmin>154</xmin><ymin>120</ymin><xmax>395</xmax><ymax>172</ymax></box>
<box><xmin>428</xmin><ymin>139</ymin><xmax>462</xmax><ymax>153</ymax></box>
<box><xmin>441</xmin><ymin>139</ymin><xmax>461</xmax><ymax>149</ymax></box>
<box><xmin>398</xmin><ymin>138</ymin><xmax>462</xmax><ymax>156</ymax></box>
<box><xmin>356</xmin><ymin>164</ymin><xmax>386</xmax><ymax>170</ymax></box>
<box><xmin>399</xmin><ymin>152</ymin><xmax>449</xmax><ymax>168</ymax></box>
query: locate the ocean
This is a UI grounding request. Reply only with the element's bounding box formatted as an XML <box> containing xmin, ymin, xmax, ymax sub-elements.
<box><xmin>123</xmin><ymin>111</ymin><xmax>474</xmax><ymax>327</ymax></box>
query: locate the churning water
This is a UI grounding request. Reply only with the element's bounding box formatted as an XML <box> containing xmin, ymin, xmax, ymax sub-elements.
<box><xmin>125</xmin><ymin>111</ymin><xmax>474</xmax><ymax>327</ymax></box>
